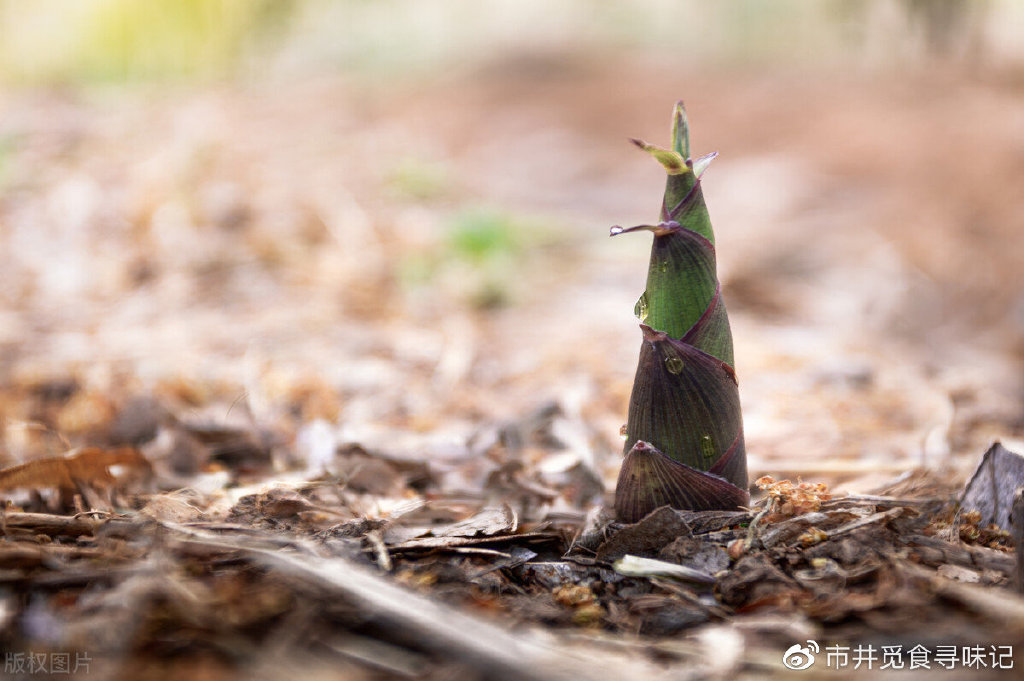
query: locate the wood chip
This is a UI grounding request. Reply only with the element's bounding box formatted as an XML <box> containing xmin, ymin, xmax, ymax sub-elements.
<box><xmin>961</xmin><ymin>442</ymin><xmax>1024</xmax><ymax>528</ymax></box>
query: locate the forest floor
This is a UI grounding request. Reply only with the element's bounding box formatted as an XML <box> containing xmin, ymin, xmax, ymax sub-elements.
<box><xmin>1</xmin><ymin>55</ymin><xmax>1023</xmax><ymax>679</ymax></box>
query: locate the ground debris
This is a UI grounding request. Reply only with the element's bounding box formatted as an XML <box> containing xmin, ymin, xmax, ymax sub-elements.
<box><xmin>593</xmin><ymin>506</ymin><xmax>699</xmax><ymax>562</ymax></box>
<box><xmin>754</xmin><ymin>475</ymin><xmax>832</xmax><ymax>520</ymax></box>
<box><xmin>0</xmin><ymin>447</ymin><xmax>152</xmax><ymax>511</ymax></box>
<box><xmin>960</xmin><ymin>442</ymin><xmax>1024</xmax><ymax>528</ymax></box>
<box><xmin>2</xmin><ymin>386</ymin><xmax>1023</xmax><ymax>681</ymax></box>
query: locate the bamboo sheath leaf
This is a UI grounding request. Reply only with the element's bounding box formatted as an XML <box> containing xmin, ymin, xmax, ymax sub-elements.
<box><xmin>612</xmin><ymin>102</ymin><xmax>748</xmax><ymax>522</ymax></box>
<box><xmin>614</xmin><ymin>441</ymin><xmax>748</xmax><ymax>523</ymax></box>
<box><xmin>626</xmin><ymin>325</ymin><xmax>741</xmax><ymax>471</ymax></box>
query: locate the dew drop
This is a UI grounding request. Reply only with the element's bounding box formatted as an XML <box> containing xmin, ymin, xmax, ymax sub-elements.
<box><xmin>665</xmin><ymin>356</ymin><xmax>684</xmax><ymax>374</ymax></box>
<box><xmin>634</xmin><ymin>292</ymin><xmax>649</xmax><ymax>322</ymax></box>
<box><xmin>657</xmin><ymin>260</ymin><xmax>668</xmax><ymax>273</ymax></box>
<box><xmin>619</xmin><ymin>424</ymin><xmax>629</xmax><ymax>440</ymax></box>
<box><xmin>609</xmin><ymin>225</ymin><xmax>624</xmax><ymax>236</ymax></box>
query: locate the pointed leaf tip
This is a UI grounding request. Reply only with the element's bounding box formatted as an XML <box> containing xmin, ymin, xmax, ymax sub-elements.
<box><xmin>631</xmin><ymin>138</ymin><xmax>688</xmax><ymax>175</ymax></box>
<box><xmin>671</xmin><ymin>101</ymin><xmax>690</xmax><ymax>159</ymax></box>
<box><xmin>610</xmin><ymin>222</ymin><xmax>680</xmax><ymax>238</ymax></box>
<box><xmin>639</xmin><ymin>323</ymin><xmax>667</xmax><ymax>343</ymax></box>
<box><xmin>692</xmin><ymin>151</ymin><xmax>718</xmax><ymax>179</ymax></box>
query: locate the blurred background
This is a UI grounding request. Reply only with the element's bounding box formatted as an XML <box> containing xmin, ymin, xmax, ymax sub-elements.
<box><xmin>1</xmin><ymin>0</ymin><xmax>1022</xmax><ymax>492</ymax></box>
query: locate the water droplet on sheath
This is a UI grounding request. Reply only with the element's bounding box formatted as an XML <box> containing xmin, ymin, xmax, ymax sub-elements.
<box><xmin>634</xmin><ymin>292</ymin><xmax>649</xmax><ymax>322</ymax></box>
<box><xmin>657</xmin><ymin>260</ymin><xmax>668</xmax><ymax>273</ymax></box>
<box><xmin>665</xmin><ymin>357</ymin><xmax>684</xmax><ymax>374</ymax></box>
<box><xmin>609</xmin><ymin>225</ymin><xmax>624</xmax><ymax>236</ymax></box>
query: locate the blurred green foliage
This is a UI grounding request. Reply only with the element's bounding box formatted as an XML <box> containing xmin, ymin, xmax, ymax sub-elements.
<box><xmin>446</xmin><ymin>208</ymin><xmax>521</xmax><ymax>264</ymax></box>
<box><xmin>0</xmin><ymin>0</ymin><xmax>293</xmax><ymax>83</ymax></box>
<box><xmin>397</xmin><ymin>206</ymin><xmax>560</xmax><ymax>310</ymax></box>
<box><xmin>386</xmin><ymin>158</ymin><xmax>451</xmax><ymax>202</ymax></box>
<box><xmin>0</xmin><ymin>133</ymin><xmax>15</xmax><ymax>187</ymax></box>
<box><xmin>0</xmin><ymin>1</ymin><xmax>1014</xmax><ymax>86</ymax></box>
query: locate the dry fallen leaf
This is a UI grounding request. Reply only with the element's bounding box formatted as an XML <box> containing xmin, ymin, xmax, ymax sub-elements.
<box><xmin>755</xmin><ymin>475</ymin><xmax>832</xmax><ymax>520</ymax></box>
<box><xmin>0</xmin><ymin>447</ymin><xmax>151</xmax><ymax>493</ymax></box>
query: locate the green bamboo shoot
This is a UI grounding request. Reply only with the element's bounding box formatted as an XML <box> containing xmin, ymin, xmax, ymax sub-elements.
<box><xmin>613</xmin><ymin>102</ymin><xmax>749</xmax><ymax>523</ymax></box>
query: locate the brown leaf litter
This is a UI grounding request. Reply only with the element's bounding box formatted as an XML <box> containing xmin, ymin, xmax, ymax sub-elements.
<box><xmin>1</xmin><ymin>383</ymin><xmax>1023</xmax><ymax>680</ymax></box>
